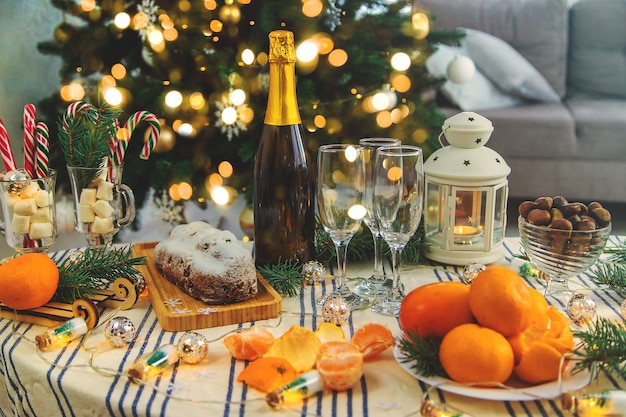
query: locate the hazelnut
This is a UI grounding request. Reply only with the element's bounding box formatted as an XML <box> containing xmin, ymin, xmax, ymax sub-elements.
<box><xmin>574</xmin><ymin>217</ymin><xmax>597</xmax><ymax>231</ymax></box>
<box><xmin>591</xmin><ymin>207</ymin><xmax>611</xmax><ymax>228</ymax></box>
<box><xmin>527</xmin><ymin>208</ymin><xmax>551</xmax><ymax>226</ymax></box>
<box><xmin>588</xmin><ymin>202</ymin><xmax>603</xmax><ymax>212</ymax></box>
<box><xmin>535</xmin><ymin>196</ymin><xmax>553</xmax><ymax>210</ymax></box>
<box><xmin>550</xmin><ymin>207</ymin><xmax>564</xmax><ymax>221</ymax></box>
<box><xmin>552</xmin><ymin>196</ymin><xmax>568</xmax><ymax>208</ymax></box>
<box><xmin>518</xmin><ymin>201</ymin><xmax>539</xmax><ymax>220</ymax></box>
<box><xmin>549</xmin><ymin>218</ymin><xmax>573</xmax><ymax>241</ymax></box>
<box><xmin>562</xmin><ymin>202</ymin><xmax>583</xmax><ymax>217</ymax></box>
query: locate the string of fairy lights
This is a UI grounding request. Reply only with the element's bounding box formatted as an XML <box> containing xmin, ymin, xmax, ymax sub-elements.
<box><xmin>53</xmin><ymin>0</ymin><xmax>433</xmax><ymax>211</ymax></box>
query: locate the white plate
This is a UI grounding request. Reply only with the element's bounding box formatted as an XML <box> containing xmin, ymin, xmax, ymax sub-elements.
<box><xmin>394</xmin><ymin>346</ymin><xmax>591</xmax><ymax>401</ymax></box>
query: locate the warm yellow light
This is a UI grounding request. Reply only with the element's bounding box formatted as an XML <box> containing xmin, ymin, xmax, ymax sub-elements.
<box><xmin>133</xmin><ymin>12</ymin><xmax>149</xmax><ymax>30</ymax></box>
<box><xmin>348</xmin><ymin>204</ymin><xmax>367</xmax><ymax>220</ymax></box>
<box><xmin>239</xmin><ymin>107</ymin><xmax>254</xmax><ymax>124</ymax></box>
<box><xmin>178</xmin><ymin>182</ymin><xmax>193</xmax><ymax>200</ymax></box>
<box><xmin>376</xmin><ymin>111</ymin><xmax>393</xmax><ymax>128</ymax></box>
<box><xmin>114</xmin><ymin>13</ymin><xmax>131</xmax><ymax>29</ymax></box>
<box><xmin>230</xmin><ymin>89</ymin><xmax>246</xmax><ymax>106</ymax></box>
<box><xmin>179</xmin><ymin>0</ymin><xmax>192</xmax><ymax>12</ymax></box>
<box><xmin>208</xmin><ymin>173</ymin><xmax>223</xmax><ymax>187</ymax></box>
<box><xmin>412</xmin><ymin>12</ymin><xmax>430</xmax><ymax>40</ymax></box>
<box><xmin>68</xmin><ymin>83</ymin><xmax>85</xmax><ymax>101</ymax></box>
<box><xmin>296</xmin><ymin>40</ymin><xmax>319</xmax><ymax>63</ymax></box>
<box><xmin>163</xmin><ymin>28</ymin><xmax>178</xmax><ymax>41</ymax></box>
<box><xmin>314</xmin><ymin>114</ymin><xmax>326</xmax><ymax>128</ymax></box>
<box><xmin>169</xmin><ymin>184</ymin><xmax>181</xmax><ymax>201</ymax></box>
<box><xmin>238</xmin><ymin>0</ymin><xmax>251</xmax><ymax>4</ymax></box>
<box><xmin>257</xmin><ymin>52</ymin><xmax>268</xmax><ymax>65</ymax></box>
<box><xmin>218</xmin><ymin>161</ymin><xmax>234</xmax><ymax>178</ymax></box>
<box><xmin>204</xmin><ymin>0</ymin><xmax>217</xmax><ymax>10</ymax></box>
<box><xmin>103</xmin><ymin>87</ymin><xmax>123</xmax><ymax>106</ymax></box>
<box><xmin>60</xmin><ymin>85</ymin><xmax>72</xmax><ymax>102</ymax></box>
<box><xmin>328</xmin><ymin>49</ymin><xmax>348</xmax><ymax>67</ymax></box>
<box><xmin>391</xmin><ymin>73</ymin><xmax>411</xmax><ymax>93</ymax></box>
<box><xmin>391</xmin><ymin>52</ymin><xmax>411</xmax><ymax>71</ymax></box>
<box><xmin>387</xmin><ymin>166</ymin><xmax>403</xmax><ymax>181</ymax></box>
<box><xmin>189</xmin><ymin>92</ymin><xmax>206</xmax><ymax>110</ymax></box>
<box><xmin>315</xmin><ymin>34</ymin><xmax>334</xmax><ymax>55</ymax></box>
<box><xmin>100</xmin><ymin>75</ymin><xmax>116</xmax><ymax>89</ymax></box>
<box><xmin>81</xmin><ymin>0</ymin><xmax>96</xmax><ymax>12</ymax></box>
<box><xmin>160</xmin><ymin>15</ymin><xmax>175</xmax><ymax>30</ymax></box>
<box><xmin>221</xmin><ymin>107</ymin><xmax>238</xmax><ymax>125</ymax></box>
<box><xmin>210</xmin><ymin>20</ymin><xmax>224</xmax><ymax>32</ymax></box>
<box><xmin>391</xmin><ymin>108</ymin><xmax>404</xmax><ymax>123</ymax></box>
<box><xmin>165</xmin><ymin>90</ymin><xmax>183</xmax><ymax>108</ymax></box>
<box><xmin>211</xmin><ymin>186</ymin><xmax>230</xmax><ymax>206</ymax></box>
<box><xmin>111</xmin><ymin>63</ymin><xmax>126</xmax><ymax>79</ymax></box>
<box><xmin>302</xmin><ymin>0</ymin><xmax>323</xmax><ymax>18</ymax></box>
<box><xmin>241</xmin><ymin>48</ymin><xmax>255</xmax><ymax>65</ymax></box>
<box><xmin>413</xmin><ymin>128</ymin><xmax>428</xmax><ymax>144</ymax></box>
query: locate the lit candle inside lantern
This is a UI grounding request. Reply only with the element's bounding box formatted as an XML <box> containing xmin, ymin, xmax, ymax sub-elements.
<box><xmin>453</xmin><ymin>225</ymin><xmax>481</xmax><ymax>244</ymax></box>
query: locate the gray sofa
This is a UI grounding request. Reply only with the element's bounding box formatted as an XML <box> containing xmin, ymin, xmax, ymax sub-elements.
<box><xmin>421</xmin><ymin>0</ymin><xmax>626</xmax><ymax>203</ymax></box>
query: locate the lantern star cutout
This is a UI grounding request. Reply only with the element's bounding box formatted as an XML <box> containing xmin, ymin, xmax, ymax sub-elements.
<box><xmin>463</xmin><ymin>160</ymin><xmax>471</xmax><ymax>166</ymax></box>
<box><xmin>214</xmin><ymin>95</ymin><xmax>248</xmax><ymax>141</ymax></box>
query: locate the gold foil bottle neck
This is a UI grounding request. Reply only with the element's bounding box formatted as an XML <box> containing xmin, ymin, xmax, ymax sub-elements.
<box><xmin>268</xmin><ymin>30</ymin><xmax>295</xmax><ymax>64</ymax></box>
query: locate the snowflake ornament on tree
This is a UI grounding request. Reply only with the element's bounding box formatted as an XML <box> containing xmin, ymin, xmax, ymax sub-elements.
<box><xmin>136</xmin><ymin>0</ymin><xmax>160</xmax><ymax>40</ymax></box>
<box><xmin>214</xmin><ymin>94</ymin><xmax>248</xmax><ymax>142</ymax></box>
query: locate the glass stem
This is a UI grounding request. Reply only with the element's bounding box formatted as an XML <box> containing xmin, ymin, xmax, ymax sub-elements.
<box><xmin>390</xmin><ymin>247</ymin><xmax>404</xmax><ymax>299</ymax></box>
<box><xmin>372</xmin><ymin>232</ymin><xmax>385</xmax><ymax>280</ymax></box>
<box><xmin>334</xmin><ymin>240</ymin><xmax>350</xmax><ymax>295</ymax></box>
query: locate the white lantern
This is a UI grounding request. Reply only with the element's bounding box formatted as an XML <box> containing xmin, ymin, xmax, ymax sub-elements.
<box><xmin>423</xmin><ymin>112</ymin><xmax>511</xmax><ymax>265</ymax></box>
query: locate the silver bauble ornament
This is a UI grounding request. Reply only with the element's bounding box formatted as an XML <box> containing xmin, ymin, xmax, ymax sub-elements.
<box><xmin>321</xmin><ymin>296</ymin><xmax>351</xmax><ymax>325</ymax></box>
<box><xmin>301</xmin><ymin>261</ymin><xmax>326</xmax><ymax>286</ymax></box>
<box><xmin>462</xmin><ymin>261</ymin><xmax>486</xmax><ymax>284</ymax></box>
<box><xmin>567</xmin><ymin>293</ymin><xmax>597</xmax><ymax>323</ymax></box>
<box><xmin>1</xmin><ymin>169</ymin><xmax>31</xmax><ymax>194</ymax></box>
<box><xmin>177</xmin><ymin>331</ymin><xmax>209</xmax><ymax>364</ymax></box>
<box><xmin>104</xmin><ymin>316</ymin><xmax>137</xmax><ymax>348</ymax></box>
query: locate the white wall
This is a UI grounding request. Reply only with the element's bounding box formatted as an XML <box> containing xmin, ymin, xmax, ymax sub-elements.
<box><xmin>0</xmin><ymin>0</ymin><xmax>62</xmax><ymax>164</ymax></box>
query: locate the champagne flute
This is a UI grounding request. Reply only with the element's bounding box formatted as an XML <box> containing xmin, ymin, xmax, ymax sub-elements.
<box><xmin>371</xmin><ymin>145</ymin><xmax>424</xmax><ymax>316</ymax></box>
<box><xmin>354</xmin><ymin>137</ymin><xmax>401</xmax><ymax>297</ymax></box>
<box><xmin>317</xmin><ymin>144</ymin><xmax>369</xmax><ymax>310</ymax></box>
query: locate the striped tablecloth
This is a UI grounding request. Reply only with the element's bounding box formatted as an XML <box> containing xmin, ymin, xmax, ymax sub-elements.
<box><xmin>1</xmin><ymin>237</ymin><xmax>624</xmax><ymax>417</ymax></box>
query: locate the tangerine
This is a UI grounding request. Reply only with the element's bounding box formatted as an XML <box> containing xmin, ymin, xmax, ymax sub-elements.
<box><xmin>0</xmin><ymin>253</ymin><xmax>59</xmax><ymax>310</ymax></box>
<box><xmin>399</xmin><ymin>281</ymin><xmax>475</xmax><ymax>340</ymax></box>
<box><xmin>315</xmin><ymin>322</ymin><xmax>346</xmax><ymax>344</ymax></box>
<box><xmin>509</xmin><ymin>306</ymin><xmax>574</xmax><ymax>385</ymax></box>
<box><xmin>468</xmin><ymin>265</ymin><xmax>534</xmax><ymax>337</ymax></box>
<box><xmin>223</xmin><ymin>327</ymin><xmax>275</xmax><ymax>361</ymax></box>
<box><xmin>439</xmin><ymin>323</ymin><xmax>514</xmax><ymax>385</ymax></box>
<box><xmin>351</xmin><ymin>323</ymin><xmax>395</xmax><ymax>360</ymax></box>
<box><xmin>316</xmin><ymin>341</ymin><xmax>364</xmax><ymax>391</ymax></box>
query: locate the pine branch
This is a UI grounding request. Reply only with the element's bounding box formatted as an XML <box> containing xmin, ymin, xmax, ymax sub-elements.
<box><xmin>54</xmin><ymin>245</ymin><xmax>147</xmax><ymax>303</ymax></box>
<box><xmin>570</xmin><ymin>318</ymin><xmax>626</xmax><ymax>381</ymax></box>
<box><xmin>398</xmin><ymin>332</ymin><xmax>445</xmax><ymax>378</ymax></box>
<box><xmin>591</xmin><ymin>263</ymin><xmax>626</xmax><ymax>293</ymax></box>
<box><xmin>257</xmin><ymin>260</ymin><xmax>302</xmax><ymax>297</ymax></box>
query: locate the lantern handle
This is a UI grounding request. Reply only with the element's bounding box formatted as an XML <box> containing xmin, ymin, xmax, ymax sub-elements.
<box><xmin>438</xmin><ymin>130</ymin><xmax>449</xmax><ymax>148</ymax></box>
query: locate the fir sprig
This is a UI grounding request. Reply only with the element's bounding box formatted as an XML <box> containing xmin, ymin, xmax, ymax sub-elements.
<box><xmin>398</xmin><ymin>332</ymin><xmax>446</xmax><ymax>378</ymax></box>
<box><xmin>54</xmin><ymin>245</ymin><xmax>147</xmax><ymax>303</ymax></box>
<box><xmin>57</xmin><ymin>101</ymin><xmax>121</xmax><ymax>169</ymax></box>
<box><xmin>571</xmin><ymin>317</ymin><xmax>626</xmax><ymax>381</ymax></box>
<box><xmin>591</xmin><ymin>263</ymin><xmax>626</xmax><ymax>292</ymax></box>
<box><xmin>257</xmin><ymin>260</ymin><xmax>303</xmax><ymax>297</ymax></box>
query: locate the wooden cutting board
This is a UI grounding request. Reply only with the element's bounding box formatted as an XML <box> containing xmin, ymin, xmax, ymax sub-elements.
<box><xmin>132</xmin><ymin>242</ymin><xmax>282</xmax><ymax>332</ymax></box>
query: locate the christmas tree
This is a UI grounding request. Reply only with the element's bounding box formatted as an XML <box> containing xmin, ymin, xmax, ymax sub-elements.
<box><xmin>37</xmin><ymin>0</ymin><xmax>461</xmax><ymax>226</ymax></box>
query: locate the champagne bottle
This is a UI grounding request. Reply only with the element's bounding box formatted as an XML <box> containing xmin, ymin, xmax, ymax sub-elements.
<box><xmin>253</xmin><ymin>30</ymin><xmax>315</xmax><ymax>268</ymax></box>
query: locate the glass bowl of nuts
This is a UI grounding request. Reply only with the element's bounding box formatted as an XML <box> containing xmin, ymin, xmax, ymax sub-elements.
<box><xmin>517</xmin><ymin>196</ymin><xmax>611</xmax><ymax>296</ymax></box>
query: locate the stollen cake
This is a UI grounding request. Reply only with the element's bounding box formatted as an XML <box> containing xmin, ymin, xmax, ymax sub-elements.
<box><xmin>154</xmin><ymin>221</ymin><xmax>258</xmax><ymax>304</ymax></box>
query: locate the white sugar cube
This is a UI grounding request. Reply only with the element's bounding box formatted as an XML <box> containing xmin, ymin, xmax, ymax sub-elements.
<box><xmin>31</xmin><ymin>207</ymin><xmax>52</xmax><ymax>223</ymax></box>
<box><xmin>34</xmin><ymin>190</ymin><xmax>51</xmax><ymax>208</ymax></box>
<box><xmin>96</xmin><ymin>181</ymin><xmax>114</xmax><ymax>201</ymax></box>
<box><xmin>11</xmin><ymin>214</ymin><xmax>30</xmax><ymax>234</ymax></box>
<box><xmin>92</xmin><ymin>199</ymin><xmax>114</xmax><ymax>218</ymax></box>
<box><xmin>92</xmin><ymin>216</ymin><xmax>114</xmax><ymax>234</ymax></box>
<box><xmin>4</xmin><ymin>192</ymin><xmax>21</xmax><ymax>211</ymax></box>
<box><xmin>77</xmin><ymin>204</ymin><xmax>95</xmax><ymax>223</ymax></box>
<box><xmin>88</xmin><ymin>169</ymin><xmax>108</xmax><ymax>187</ymax></box>
<box><xmin>79</xmin><ymin>188</ymin><xmax>97</xmax><ymax>205</ymax></box>
<box><xmin>21</xmin><ymin>182</ymin><xmax>40</xmax><ymax>198</ymax></box>
<box><xmin>29</xmin><ymin>222</ymin><xmax>53</xmax><ymax>240</ymax></box>
<box><xmin>13</xmin><ymin>198</ymin><xmax>37</xmax><ymax>216</ymax></box>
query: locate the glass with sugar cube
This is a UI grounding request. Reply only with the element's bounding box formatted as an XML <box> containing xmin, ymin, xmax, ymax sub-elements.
<box><xmin>0</xmin><ymin>169</ymin><xmax>57</xmax><ymax>253</ymax></box>
<box><xmin>67</xmin><ymin>165</ymin><xmax>135</xmax><ymax>247</ymax></box>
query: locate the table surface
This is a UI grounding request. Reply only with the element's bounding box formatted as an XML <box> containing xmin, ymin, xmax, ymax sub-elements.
<box><xmin>1</xmin><ymin>237</ymin><xmax>625</xmax><ymax>417</ymax></box>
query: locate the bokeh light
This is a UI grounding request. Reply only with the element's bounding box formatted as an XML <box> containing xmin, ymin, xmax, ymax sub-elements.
<box><xmin>391</xmin><ymin>52</ymin><xmax>411</xmax><ymax>71</ymax></box>
<box><xmin>165</xmin><ymin>90</ymin><xmax>183</xmax><ymax>108</ymax></box>
<box><xmin>114</xmin><ymin>13</ymin><xmax>131</xmax><ymax>29</ymax></box>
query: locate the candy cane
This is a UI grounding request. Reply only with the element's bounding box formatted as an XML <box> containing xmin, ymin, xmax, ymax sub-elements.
<box><xmin>23</xmin><ymin>104</ymin><xmax>37</xmax><ymax>178</ymax></box>
<box><xmin>0</xmin><ymin>118</ymin><xmax>16</xmax><ymax>172</ymax></box>
<box><xmin>115</xmin><ymin>111</ymin><xmax>161</xmax><ymax>164</ymax></box>
<box><xmin>35</xmin><ymin>121</ymin><xmax>50</xmax><ymax>178</ymax></box>
<box><xmin>61</xmin><ymin>101</ymin><xmax>95</xmax><ymax>130</ymax></box>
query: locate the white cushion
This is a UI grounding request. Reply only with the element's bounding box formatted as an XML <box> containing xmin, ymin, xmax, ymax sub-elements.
<box><xmin>426</xmin><ymin>44</ymin><xmax>522</xmax><ymax>111</ymax></box>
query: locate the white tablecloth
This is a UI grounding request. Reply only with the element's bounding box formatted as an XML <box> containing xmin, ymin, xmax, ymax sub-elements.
<box><xmin>1</xmin><ymin>237</ymin><xmax>625</xmax><ymax>417</ymax></box>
